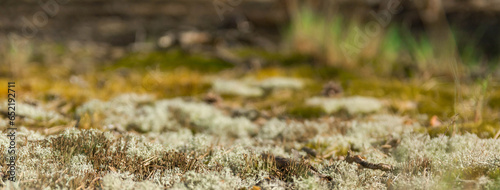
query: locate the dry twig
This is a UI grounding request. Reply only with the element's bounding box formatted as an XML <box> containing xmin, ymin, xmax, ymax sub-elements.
<box><xmin>345</xmin><ymin>151</ymin><xmax>393</xmax><ymax>172</ymax></box>
<box><xmin>260</xmin><ymin>153</ymin><xmax>333</xmax><ymax>181</ymax></box>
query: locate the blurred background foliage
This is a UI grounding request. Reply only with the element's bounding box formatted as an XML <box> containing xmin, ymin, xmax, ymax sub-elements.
<box><xmin>0</xmin><ymin>0</ymin><xmax>499</xmax><ymax>137</ymax></box>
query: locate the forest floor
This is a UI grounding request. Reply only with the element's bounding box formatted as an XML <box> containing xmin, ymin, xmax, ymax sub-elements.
<box><xmin>0</xmin><ymin>36</ymin><xmax>499</xmax><ymax>189</ymax></box>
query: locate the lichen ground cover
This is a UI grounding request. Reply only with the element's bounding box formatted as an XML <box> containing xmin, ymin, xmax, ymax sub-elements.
<box><xmin>1</xmin><ymin>47</ymin><xmax>500</xmax><ymax>189</ymax></box>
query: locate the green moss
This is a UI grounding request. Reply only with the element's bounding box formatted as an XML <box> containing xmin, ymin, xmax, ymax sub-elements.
<box><xmin>233</xmin><ymin>48</ymin><xmax>280</xmax><ymax>61</ymax></box>
<box><xmin>458</xmin><ymin>121</ymin><xmax>499</xmax><ymax>138</ymax></box>
<box><xmin>290</xmin><ymin>65</ymin><xmax>357</xmax><ymax>81</ymax></box>
<box><xmin>438</xmin><ymin>166</ymin><xmax>494</xmax><ymax>189</ymax></box>
<box><xmin>287</xmin><ymin>105</ymin><xmax>325</xmax><ymax>119</ymax></box>
<box><xmin>421</xmin><ymin>121</ymin><xmax>499</xmax><ymax>138</ymax></box>
<box><xmin>303</xmin><ymin>142</ymin><xmax>329</xmax><ymax>153</ymax></box>
<box><xmin>346</xmin><ymin>79</ymin><xmax>459</xmax><ymax>116</ymax></box>
<box><xmin>489</xmin><ymin>168</ymin><xmax>500</xmax><ymax>180</ymax></box>
<box><xmin>109</xmin><ymin>49</ymin><xmax>234</xmax><ymax>72</ymax></box>
<box><xmin>488</xmin><ymin>90</ymin><xmax>500</xmax><ymax>109</ymax></box>
<box><xmin>462</xmin><ymin>166</ymin><xmax>490</xmax><ymax>180</ymax></box>
<box><xmin>334</xmin><ymin>145</ymin><xmax>350</xmax><ymax>157</ymax></box>
<box><xmin>234</xmin><ymin>48</ymin><xmax>314</xmax><ymax>66</ymax></box>
<box><xmin>417</xmin><ymin>87</ymin><xmax>457</xmax><ymax>117</ymax></box>
<box><xmin>156</xmin><ymin>83</ymin><xmax>211</xmax><ymax>99</ymax></box>
<box><xmin>303</xmin><ymin>141</ymin><xmax>349</xmax><ymax>158</ymax></box>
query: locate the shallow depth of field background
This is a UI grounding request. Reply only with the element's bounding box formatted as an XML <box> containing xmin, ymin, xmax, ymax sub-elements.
<box><xmin>0</xmin><ymin>0</ymin><xmax>499</xmax><ymax>189</ymax></box>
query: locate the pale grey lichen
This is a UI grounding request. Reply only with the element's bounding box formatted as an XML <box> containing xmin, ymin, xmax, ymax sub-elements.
<box><xmin>486</xmin><ymin>177</ymin><xmax>500</xmax><ymax>189</ymax></box>
<box><xmin>323</xmin><ymin>161</ymin><xmax>388</xmax><ymax>189</ymax></box>
<box><xmin>391</xmin><ymin>173</ymin><xmax>437</xmax><ymax>190</ymax></box>
<box><xmin>150</xmin><ymin>128</ymin><xmax>194</xmax><ymax>149</ymax></box>
<box><xmin>207</xmin><ymin>145</ymin><xmax>254</xmax><ymax>174</ymax></box>
<box><xmin>17</xmin><ymin>102</ymin><xmax>66</xmax><ymax>122</ymax></box>
<box><xmin>212</xmin><ymin>79</ymin><xmax>264</xmax><ymax>97</ymax></box>
<box><xmin>3</xmin><ymin>181</ymin><xmax>21</xmax><ymax>190</ymax></box>
<box><xmin>122</xmin><ymin>134</ymin><xmax>166</xmax><ymax>159</ymax></box>
<box><xmin>18</xmin><ymin>127</ymin><xmax>46</xmax><ymax>141</ymax></box>
<box><xmin>2</xmin><ymin>90</ymin><xmax>499</xmax><ymax>189</ymax></box>
<box><xmin>259</xmin><ymin>118</ymin><xmax>326</xmax><ymax>142</ymax></box>
<box><xmin>1</xmin><ymin>123</ymin><xmax>498</xmax><ymax>189</ymax></box>
<box><xmin>256</xmin><ymin>178</ymin><xmax>288</xmax><ymax>190</ymax></box>
<box><xmin>101</xmin><ymin>172</ymin><xmax>162</xmax><ymax>190</ymax></box>
<box><xmin>171</xmin><ymin>169</ymin><xmax>245</xmax><ymax>190</ymax></box>
<box><xmin>253</xmin><ymin>144</ymin><xmax>291</xmax><ymax>158</ymax></box>
<box><xmin>0</xmin><ymin>130</ymin><xmax>12</xmax><ymax>148</ymax></box>
<box><xmin>76</xmin><ymin>93</ymin><xmax>175</xmax><ymax>132</ymax></box>
<box><xmin>15</xmin><ymin>144</ymin><xmax>60</xmax><ymax>185</ymax></box>
<box><xmin>133</xmin><ymin>99</ymin><xmax>179</xmax><ymax>132</ymax></box>
<box><xmin>310</xmin><ymin>114</ymin><xmax>415</xmax><ymax>153</ymax></box>
<box><xmin>77</xmin><ymin>94</ymin><xmax>257</xmax><ymax>137</ymax></box>
<box><xmin>345</xmin><ymin>114</ymin><xmax>415</xmax><ymax>149</ymax></box>
<box><xmin>0</xmin><ymin>117</ymin><xmax>8</xmax><ymax>130</ymax></box>
<box><xmin>0</xmin><ymin>102</ymin><xmax>68</xmax><ymax>127</ymax></box>
<box><xmin>149</xmin><ymin>168</ymin><xmax>183</xmax><ymax>188</ymax></box>
<box><xmin>259</xmin><ymin>77</ymin><xmax>304</xmax><ymax>90</ymax></box>
<box><xmin>389</xmin><ymin>133</ymin><xmax>500</xmax><ymax>189</ymax></box>
<box><xmin>259</xmin><ymin>118</ymin><xmax>287</xmax><ymax>140</ymax></box>
<box><xmin>178</xmin><ymin>133</ymin><xmax>215</xmax><ymax>153</ymax></box>
<box><xmin>394</xmin><ymin>133</ymin><xmax>500</xmax><ymax>171</ymax></box>
<box><xmin>293</xmin><ymin>176</ymin><xmax>329</xmax><ymax>190</ymax></box>
<box><xmin>167</xmin><ymin>99</ymin><xmax>258</xmax><ymax>138</ymax></box>
<box><xmin>69</xmin><ymin>154</ymin><xmax>94</xmax><ymax>176</ymax></box>
<box><xmin>306</xmin><ymin>96</ymin><xmax>383</xmax><ymax>114</ymax></box>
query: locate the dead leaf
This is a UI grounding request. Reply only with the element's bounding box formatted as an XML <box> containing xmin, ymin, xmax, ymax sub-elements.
<box><xmin>430</xmin><ymin>115</ymin><xmax>442</xmax><ymax>127</ymax></box>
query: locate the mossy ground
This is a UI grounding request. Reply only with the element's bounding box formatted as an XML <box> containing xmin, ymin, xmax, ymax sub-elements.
<box><xmin>1</xmin><ymin>39</ymin><xmax>499</xmax><ymax>189</ymax></box>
